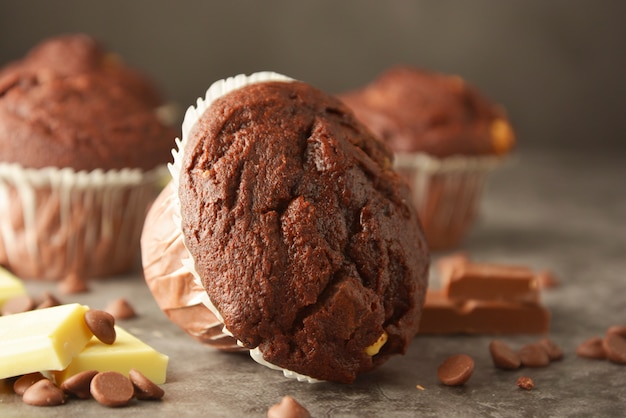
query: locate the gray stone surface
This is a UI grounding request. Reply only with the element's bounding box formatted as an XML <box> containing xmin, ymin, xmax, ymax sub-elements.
<box><xmin>1</xmin><ymin>148</ymin><xmax>624</xmax><ymax>417</ymax></box>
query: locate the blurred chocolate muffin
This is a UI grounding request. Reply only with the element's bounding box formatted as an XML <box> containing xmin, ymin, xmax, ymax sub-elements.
<box><xmin>339</xmin><ymin>66</ymin><xmax>515</xmax><ymax>249</ymax></box>
<box><xmin>0</xmin><ymin>34</ymin><xmax>176</xmax><ymax>289</ymax></box>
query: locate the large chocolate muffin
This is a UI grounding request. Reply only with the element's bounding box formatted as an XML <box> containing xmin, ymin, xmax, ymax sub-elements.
<box><xmin>144</xmin><ymin>72</ymin><xmax>430</xmax><ymax>383</ymax></box>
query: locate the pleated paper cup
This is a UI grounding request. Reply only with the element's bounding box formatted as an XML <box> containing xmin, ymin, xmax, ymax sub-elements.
<box><xmin>0</xmin><ymin>162</ymin><xmax>166</xmax><ymax>285</ymax></box>
<box><xmin>394</xmin><ymin>153</ymin><xmax>502</xmax><ymax>250</ymax></box>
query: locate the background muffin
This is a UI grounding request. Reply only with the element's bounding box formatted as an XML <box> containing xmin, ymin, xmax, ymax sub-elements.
<box><xmin>339</xmin><ymin>66</ymin><xmax>516</xmax><ymax>250</ymax></box>
<box><xmin>142</xmin><ymin>72</ymin><xmax>430</xmax><ymax>383</ymax></box>
<box><xmin>0</xmin><ymin>34</ymin><xmax>177</xmax><ymax>290</ymax></box>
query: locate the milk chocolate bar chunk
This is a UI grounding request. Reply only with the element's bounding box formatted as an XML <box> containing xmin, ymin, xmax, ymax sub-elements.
<box><xmin>464</xmin><ymin>299</ymin><xmax>550</xmax><ymax>334</ymax></box>
<box><xmin>418</xmin><ymin>290</ymin><xmax>550</xmax><ymax>335</ymax></box>
<box><xmin>443</xmin><ymin>263</ymin><xmax>539</xmax><ymax>303</ymax></box>
<box><xmin>417</xmin><ymin>291</ymin><xmax>465</xmax><ymax>334</ymax></box>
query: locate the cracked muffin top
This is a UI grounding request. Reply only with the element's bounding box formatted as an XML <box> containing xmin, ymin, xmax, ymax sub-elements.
<box><xmin>178</xmin><ymin>78</ymin><xmax>430</xmax><ymax>383</ymax></box>
<box><xmin>0</xmin><ymin>34</ymin><xmax>175</xmax><ymax>171</ymax></box>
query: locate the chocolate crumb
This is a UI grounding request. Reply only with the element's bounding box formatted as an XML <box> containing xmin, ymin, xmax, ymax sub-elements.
<box><xmin>437</xmin><ymin>354</ymin><xmax>475</xmax><ymax>386</ymax></box>
<box><xmin>267</xmin><ymin>395</ymin><xmax>311</xmax><ymax>418</ymax></box>
<box><xmin>105</xmin><ymin>298</ymin><xmax>137</xmax><ymax>320</ymax></box>
<box><xmin>517</xmin><ymin>376</ymin><xmax>534</xmax><ymax>390</ymax></box>
<box><xmin>84</xmin><ymin>310</ymin><xmax>116</xmax><ymax>344</ymax></box>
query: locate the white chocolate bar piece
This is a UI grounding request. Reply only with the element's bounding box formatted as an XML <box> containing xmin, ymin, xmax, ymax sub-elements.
<box><xmin>52</xmin><ymin>326</ymin><xmax>169</xmax><ymax>385</ymax></box>
<box><xmin>0</xmin><ymin>303</ymin><xmax>92</xmax><ymax>379</ymax></box>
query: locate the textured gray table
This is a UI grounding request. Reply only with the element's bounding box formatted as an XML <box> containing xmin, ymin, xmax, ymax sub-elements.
<box><xmin>1</xmin><ymin>148</ymin><xmax>625</xmax><ymax>417</ymax></box>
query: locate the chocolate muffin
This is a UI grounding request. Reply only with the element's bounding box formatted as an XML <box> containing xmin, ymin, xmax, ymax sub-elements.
<box><xmin>0</xmin><ymin>34</ymin><xmax>176</xmax><ymax>288</ymax></box>
<box><xmin>339</xmin><ymin>66</ymin><xmax>516</xmax><ymax>249</ymax></box>
<box><xmin>142</xmin><ymin>72</ymin><xmax>430</xmax><ymax>383</ymax></box>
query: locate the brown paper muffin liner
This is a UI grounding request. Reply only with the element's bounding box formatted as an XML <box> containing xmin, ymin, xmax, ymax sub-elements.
<box><xmin>0</xmin><ymin>163</ymin><xmax>167</xmax><ymax>284</ymax></box>
<box><xmin>393</xmin><ymin>153</ymin><xmax>502</xmax><ymax>250</ymax></box>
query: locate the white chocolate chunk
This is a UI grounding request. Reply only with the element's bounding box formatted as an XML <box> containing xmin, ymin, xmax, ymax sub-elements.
<box><xmin>0</xmin><ymin>266</ymin><xmax>27</xmax><ymax>308</ymax></box>
<box><xmin>0</xmin><ymin>303</ymin><xmax>92</xmax><ymax>379</ymax></box>
<box><xmin>52</xmin><ymin>326</ymin><xmax>169</xmax><ymax>385</ymax></box>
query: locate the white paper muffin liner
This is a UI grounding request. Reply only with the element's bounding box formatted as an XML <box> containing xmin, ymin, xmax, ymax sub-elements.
<box><xmin>0</xmin><ymin>163</ymin><xmax>167</xmax><ymax>282</ymax></box>
<box><xmin>167</xmin><ymin>72</ymin><xmax>319</xmax><ymax>382</ymax></box>
<box><xmin>393</xmin><ymin>152</ymin><xmax>503</xmax><ymax>250</ymax></box>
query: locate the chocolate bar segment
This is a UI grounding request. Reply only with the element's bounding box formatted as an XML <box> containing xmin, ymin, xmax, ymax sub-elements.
<box><xmin>443</xmin><ymin>263</ymin><xmax>539</xmax><ymax>303</ymax></box>
<box><xmin>418</xmin><ymin>290</ymin><xmax>550</xmax><ymax>335</ymax></box>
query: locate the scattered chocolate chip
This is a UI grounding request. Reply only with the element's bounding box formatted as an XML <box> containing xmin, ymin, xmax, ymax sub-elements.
<box><xmin>602</xmin><ymin>333</ymin><xmax>626</xmax><ymax>365</ymax></box>
<box><xmin>576</xmin><ymin>336</ymin><xmax>606</xmax><ymax>359</ymax></box>
<box><xmin>60</xmin><ymin>370</ymin><xmax>99</xmax><ymax>399</ymax></box>
<box><xmin>437</xmin><ymin>354</ymin><xmax>475</xmax><ymax>386</ymax></box>
<box><xmin>606</xmin><ymin>325</ymin><xmax>626</xmax><ymax>339</ymax></box>
<box><xmin>13</xmin><ymin>372</ymin><xmax>46</xmax><ymax>396</ymax></box>
<box><xmin>84</xmin><ymin>310</ymin><xmax>116</xmax><ymax>344</ymax></box>
<box><xmin>129</xmin><ymin>369</ymin><xmax>164</xmax><ymax>400</ymax></box>
<box><xmin>537</xmin><ymin>338</ymin><xmax>564</xmax><ymax>361</ymax></box>
<box><xmin>22</xmin><ymin>378</ymin><xmax>66</xmax><ymax>406</ymax></box>
<box><xmin>58</xmin><ymin>272</ymin><xmax>89</xmax><ymax>295</ymax></box>
<box><xmin>267</xmin><ymin>395</ymin><xmax>311</xmax><ymax>418</ymax></box>
<box><xmin>519</xmin><ymin>343</ymin><xmax>550</xmax><ymax>368</ymax></box>
<box><xmin>1</xmin><ymin>294</ymin><xmax>36</xmax><ymax>315</ymax></box>
<box><xmin>105</xmin><ymin>298</ymin><xmax>137</xmax><ymax>320</ymax></box>
<box><xmin>517</xmin><ymin>376</ymin><xmax>534</xmax><ymax>390</ymax></box>
<box><xmin>90</xmin><ymin>371</ymin><xmax>134</xmax><ymax>407</ymax></box>
<box><xmin>489</xmin><ymin>340</ymin><xmax>521</xmax><ymax>370</ymax></box>
<box><xmin>36</xmin><ymin>292</ymin><xmax>62</xmax><ymax>310</ymax></box>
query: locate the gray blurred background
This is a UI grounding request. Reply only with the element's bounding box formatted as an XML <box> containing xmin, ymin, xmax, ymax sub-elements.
<box><xmin>1</xmin><ymin>0</ymin><xmax>625</xmax><ymax>153</ymax></box>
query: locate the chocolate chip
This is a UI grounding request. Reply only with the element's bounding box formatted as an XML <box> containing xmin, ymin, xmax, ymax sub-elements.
<box><xmin>517</xmin><ymin>376</ymin><xmax>534</xmax><ymax>390</ymax></box>
<box><xmin>129</xmin><ymin>369</ymin><xmax>164</xmax><ymax>400</ymax></box>
<box><xmin>576</xmin><ymin>336</ymin><xmax>606</xmax><ymax>359</ymax></box>
<box><xmin>60</xmin><ymin>370</ymin><xmax>99</xmax><ymax>399</ymax></box>
<box><xmin>22</xmin><ymin>378</ymin><xmax>66</xmax><ymax>406</ymax></box>
<box><xmin>35</xmin><ymin>292</ymin><xmax>62</xmax><ymax>310</ymax></box>
<box><xmin>606</xmin><ymin>325</ymin><xmax>626</xmax><ymax>339</ymax></box>
<box><xmin>90</xmin><ymin>371</ymin><xmax>134</xmax><ymax>407</ymax></box>
<box><xmin>84</xmin><ymin>309</ymin><xmax>116</xmax><ymax>344</ymax></box>
<box><xmin>519</xmin><ymin>343</ymin><xmax>550</xmax><ymax>368</ymax></box>
<box><xmin>267</xmin><ymin>395</ymin><xmax>311</xmax><ymax>418</ymax></box>
<box><xmin>537</xmin><ymin>338</ymin><xmax>564</xmax><ymax>361</ymax></box>
<box><xmin>437</xmin><ymin>354</ymin><xmax>475</xmax><ymax>386</ymax></box>
<box><xmin>602</xmin><ymin>333</ymin><xmax>626</xmax><ymax>365</ymax></box>
<box><xmin>1</xmin><ymin>294</ymin><xmax>36</xmax><ymax>315</ymax></box>
<box><xmin>13</xmin><ymin>372</ymin><xmax>46</xmax><ymax>396</ymax></box>
<box><xmin>489</xmin><ymin>340</ymin><xmax>521</xmax><ymax>370</ymax></box>
<box><xmin>105</xmin><ymin>298</ymin><xmax>137</xmax><ymax>320</ymax></box>
<box><xmin>58</xmin><ymin>272</ymin><xmax>89</xmax><ymax>294</ymax></box>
